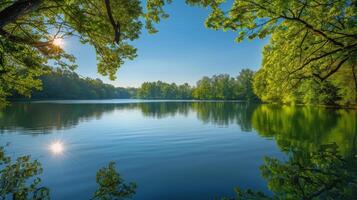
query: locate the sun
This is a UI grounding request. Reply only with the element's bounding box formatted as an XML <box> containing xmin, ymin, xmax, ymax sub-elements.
<box><xmin>52</xmin><ymin>38</ymin><xmax>64</xmax><ymax>47</ymax></box>
<box><xmin>49</xmin><ymin>141</ymin><xmax>64</xmax><ymax>154</ymax></box>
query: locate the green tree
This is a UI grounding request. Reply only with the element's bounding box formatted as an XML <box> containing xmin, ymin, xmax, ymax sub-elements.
<box><xmin>187</xmin><ymin>0</ymin><xmax>357</xmax><ymax>106</ymax></box>
<box><xmin>178</xmin><ymin>83</ymin><xmax>193</xmax><ymax>99</ymax></box>
<box><xmin>193</xmin><ymin>76</ymin><xmax>213</xmax><ymax>99</ymax></box>
<box><xmin>0</xmin><ymin>146</ymin><xmax>50</xmax><ymax>200</ymax></box>
<box><xmin>92</xmin><ymin>162</ymin><xmax>137</xmax><ymax>200</ymax></box>
<box><xmin>137</xmin><ymin>81</ymin><xmax>193</xmax><ymax>99</ymax></box>
<box><xmin>235</xmin><ymin>69</ymin><xmax>258</xmax><ymax>101</ymax></box>
<box><xmin>12</xmin><ymin>69</ymin><xmax>134</xmax><ymax>100</ymax></box>
<box><xmin>193</xmin><ymin>71</ymin><xmax>258</xmax><ymax>101</ymax></box>
<box><xmin>0</xmin><ymin>0</ymin><xmax>171</xmax><ymax>105</ymax></box>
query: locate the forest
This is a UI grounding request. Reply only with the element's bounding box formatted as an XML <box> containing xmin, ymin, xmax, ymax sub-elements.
<box><xmin>13</xmin><ymin>68</ymin><xmax>258</xmax><ymax>101</ymax></box>
<box><xmin>0</xmin><ymin>1</ymin><xmax>357</xmax><ymax>199</ymax></box>
<box><xmin>14</xmin><ymin>65</ymin><xmax>355</xmax><ymax>106</ymax></box>
<box><xmin>1</xmin><ymin>0</ymin><xmax>356</xmax><ymax>107</ymax></box>
<box><xmin>137</xmin><ymin>69</ymin><xmax>257</xmax><ymax>100</ymax></box>
<box><xmin>11</xmin><ymin>69</ymin><xmax>136</xmax><ymax>100</ymax></box>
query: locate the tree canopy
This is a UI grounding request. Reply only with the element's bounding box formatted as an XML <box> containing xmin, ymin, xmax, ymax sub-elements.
<box><xmin>1</xmin><ymin>0</ymin><xmax>356</xmax><ymax>107</ymax></box>
<box><xmin>186</xmin><ymin>0</ymin><xmax>357</xmax><ymax>106</ymax></box>
<box><xmin>28</xmin><ymin>69</ymin><xmax>134</xmax><ymax>100</ymax></box>
<box><xmin>0</xmin><ymin>0</ymin><xmax>171</xmax><ymax>105</ymax></box>
<box><xmin>193</xmin><ymin>70</ymin><xmax>258</xmax><ymax>100</ymax></box>
<box><xmin>136</xmin><ymin>69</ymin><xmax>258</xmax><ymax>101</ymax></box>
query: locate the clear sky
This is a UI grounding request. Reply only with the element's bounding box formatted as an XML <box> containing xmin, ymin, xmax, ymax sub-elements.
<box><xmin>63</xmin><ymin>1</ymin><xmax>269</xmax><ymax>88</ymax></box>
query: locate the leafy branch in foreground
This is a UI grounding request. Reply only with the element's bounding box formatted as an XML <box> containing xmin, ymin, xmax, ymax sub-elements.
<box><xmin>0</xmin><ymin>146</ymin><xmax>136</xmax><ymax>200</ymax></box>
<box><xmin>92</xmin><ymin>162</ymin><xmax>137</xmax><ymax>200</ymax></box>
<box><xmin>0</xmin><ymin>146</ymin><xmax>50</xmax><ymax>200</ymax></box>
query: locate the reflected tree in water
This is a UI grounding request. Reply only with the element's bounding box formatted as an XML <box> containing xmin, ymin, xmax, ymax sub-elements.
<box><xmin>226</xmin><ymin>143</ymin><xmax>357</xmax><ymax>200</ymax></box>
<box><xmin>0</xmin><ymin>102</ymin><xmax>258</xmax><ymax>133</ymax></box>
<box><xmin>251</xmin><ymin>105</ymin><xmax>357</xmax><ymax>157</ymax></box>
<box><xmin>0</xmin><ymin>104</ymin><xmax>119</xmax><ymax>133</ymax></box>
<box><xmin>139</xmin><ymin>102</ymin><xmax>191</xmax><ymax>119</ymax></box>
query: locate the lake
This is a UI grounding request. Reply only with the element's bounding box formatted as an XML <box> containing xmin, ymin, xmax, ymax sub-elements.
<box><xmin>0</xmin><ymin>100</ymin><xmax>356</xmax><ymax>199</ymax></box>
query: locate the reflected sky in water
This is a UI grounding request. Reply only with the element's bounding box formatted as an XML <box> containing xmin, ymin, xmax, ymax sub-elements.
<box><xmin>0</xmin><ymin>100</ymin><xmax>356</xmax><ymax>200</ymax></box>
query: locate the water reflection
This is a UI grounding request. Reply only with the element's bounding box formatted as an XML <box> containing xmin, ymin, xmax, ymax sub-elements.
<box><xmin>0</xmin><ymin>102</ymin><xmax>259</xmax><ymax>132</ymax></box>
<box><xmin>235</xmin><ymin>143</ymin><xmax>357</xmax><ymax>199</ymax></box>
<box><xmin>49</xmin><ymin>141</ymin><xmax>65</xmax><ymax>155</ymax></box>
<box><xmin>252</xmin><ymin>105</ymin><xmax>357</xmax><ymax>157</ymax></box>
<box><xmin>0</xmin><ymin>101</ymin><xmax>356</xmax><ymax>199</ymax></box>
<box><xmin>0</xmin><ymin>103</ymin><xmax>119</xmax><ymax>133</ymax></box>
<box><xmin>1</xmin><ymin>101</ymin><xmax>355</xmax><ymax>159</ymax></box>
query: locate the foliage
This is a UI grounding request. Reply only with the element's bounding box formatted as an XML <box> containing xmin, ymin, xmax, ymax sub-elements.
<box><xmin>26</xmin><ymin>69</ymin><xmax>134</xmax><ymax>100</ymax></box>
<box><xmin>8</xmin><ymin>68</ymin><xmax>257</xmax><ymax>101</ymax></box>
<box><xmin>193</xmin><ymin>70</ymin><xmax>259</xmax><ymax>101</ymax></box>
<box><xmin>135</xmin><ymin>69</ymin><xmax>258</xmax><ymax>100</ymax></box>
<box><xmin>2</xmin><ymin>0</ymin><xmax>356</xmax><ymax>107</ymax></box>
<box><xmin>186</xmin><ymin>0</ymin><xmax>357</xmax><ymax>106</ymax></box>
<box><xmin>0</xmin><ymin>0</ymin><xmax>171</xmax><ymax>105</ymax></box>
<box><xmin>137</xmin><ymin>81</ymin><xmax>192</xmax><ymax>99</ymax></box>
<box><xmin>234</xmin><ymin>69</ymin><xmax>258</xmax><ymax>101</ymax></box>
<box><xmin>0</xmin><ymin>146</ymin><xmax>50</xmax><ymax>200</ymax></box>
<box><xmin>0</xmin><ymin>147</ymin><xmax>136</xmax><ymax>200</ymax></box>
<box><xmin>223</xmin><ymin>143</ymin><xmax>357</xmax><ymax>200</ymax></box>
<box><xmin>261</xmin><ymin>143</ymin><xmax>357</xmax><ymax>199</ymax></box>
<box><xmin>92</xmin><ymin>162</ymin><xmax>137</xmax><ymax>200</ymax></box>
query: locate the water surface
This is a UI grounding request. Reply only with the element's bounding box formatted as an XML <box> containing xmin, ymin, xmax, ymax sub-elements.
<box><xmin>0</xmin><ymin>100</ymin><xmax>356</xmax><ymax>199</ymax></box>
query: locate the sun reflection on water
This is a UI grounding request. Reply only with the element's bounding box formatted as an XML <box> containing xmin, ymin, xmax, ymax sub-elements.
<box><xmin>49</xmin><ymin>141</ymin><xmax>64</xmax><ymax>155</ymax></box>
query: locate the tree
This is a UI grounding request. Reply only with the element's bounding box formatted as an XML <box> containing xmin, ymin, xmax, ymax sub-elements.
<box><xmin>193</xmin><ymin>76</ymin><xmax>213</xmax><ymax>99</ymax></box>
<box><xmin>0</xmin><ymin>0</ymin><xmax>171</xmax><ymax>105</ymax></box>
<box><xmin>12</xmin><ymin>69</ymin><xmax>135</xmax><ymax>100</ymax></box>
<box><xmin>0</xmin><ymin>146</ymin><xmax>50</xmax><ymax>200</ymax></box>
<box><xmin>137</xmin><ymin>81</ymin><xmax>193</xmax><ymax>99</ymax></box>
<box><xmin>178</xmin><ymin>83</ymin><xmax>193</xmax><ymax>99</ymax></box>
<box><xmin>92</xmin><ymin>162</ymin><xmax>137</xmax><ymax>200</ymax></box>
<box><xmin>187</xmin><ymin>0</ymin><xmax>357</xmax><ymax>106</ymax></box>
<box><xmin>193</xmin><ymin>71</ymin><xmax>258</xmax><ymax>101</ymax></box>
<box><xmin>235</xmin><ymin>69</ymin><xmax>258</xmax><ymax>101</ymax></box>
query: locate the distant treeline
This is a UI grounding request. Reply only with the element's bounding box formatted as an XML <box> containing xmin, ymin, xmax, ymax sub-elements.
<box><xmin>15</xmin><ymin>69</ymin><xmax>258</xmax><ymax>101</ymax></box>
<box><xmin>137</xmin><ymin>69</ymin><xmax>258</xmax><ymax>101</ymax></box>
<box><xmin>24</xmin><ymin>69</ymin><xmax>137</xmax><ymax>100</ymax></box>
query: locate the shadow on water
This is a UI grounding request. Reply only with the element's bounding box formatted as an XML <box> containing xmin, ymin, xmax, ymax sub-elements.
<box><xmin>0</xmin><ymin>101</ymin><xmax>356</xmax><ymax>199</ymax></box>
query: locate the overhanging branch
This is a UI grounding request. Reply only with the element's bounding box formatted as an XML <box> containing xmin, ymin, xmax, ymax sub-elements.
<box><xmin>104</xmin><ymin>0</ymin><xmax>121</xmax><ymax>44</ymax></box>
<box><xmin>0</xmin><ymin>0</ymin><xmax>43</xmax><ymax>28</ymax></box>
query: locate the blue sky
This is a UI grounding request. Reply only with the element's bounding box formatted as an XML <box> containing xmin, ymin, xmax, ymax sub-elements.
<box><xmin>63</xmin><ymin>1</ymin><xmax>269</xmax><ymax>87</ymax></box>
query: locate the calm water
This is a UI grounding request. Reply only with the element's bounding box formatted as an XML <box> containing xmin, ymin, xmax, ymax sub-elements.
<box><xmin>0</xmin><ymin>100</ymin><xmax>356</xmax><ymax>199</ymax></box>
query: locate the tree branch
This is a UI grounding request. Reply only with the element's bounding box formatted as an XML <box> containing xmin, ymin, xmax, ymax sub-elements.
<box><xmin>104</xmin><ymin>0</ymin><xmax>120</xmax><ymax>44</ymax></box>
<box><xmin>0</xmin><ymin>0</ymin><xmax>43</xmax><ymax>28</ymax></box>
<box><xmin>313</xmin><ymin>57</ymin><xmax>349</xmax><ymax>81</ymax></box>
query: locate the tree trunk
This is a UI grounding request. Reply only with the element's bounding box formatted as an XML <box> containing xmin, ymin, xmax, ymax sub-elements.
<box><xmin>352</xmin><ymin>64</ymin><xmax>357</xmax><ymax>106</ymax></box>
<box><xmin>0</xmin><ymin>0</ymin><xmax>43</xmax><ymax>28</ymax></box>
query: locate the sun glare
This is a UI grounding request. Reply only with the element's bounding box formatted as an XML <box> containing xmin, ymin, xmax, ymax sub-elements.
<box><xmin>50</xmin><ymin>141</ymin><xmax>64</xmax><ymax>155</ymax></box>
<box><xmin>52</xmin><ymin>38</ymin><xmax>64</xmax><ymax>47</ymax></box>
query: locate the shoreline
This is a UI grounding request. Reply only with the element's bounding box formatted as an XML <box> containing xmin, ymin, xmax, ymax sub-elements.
<box><xmin>6</xmin><ymin>99</ymin><xmax>356</xmax><ymax>110</ymax></box>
